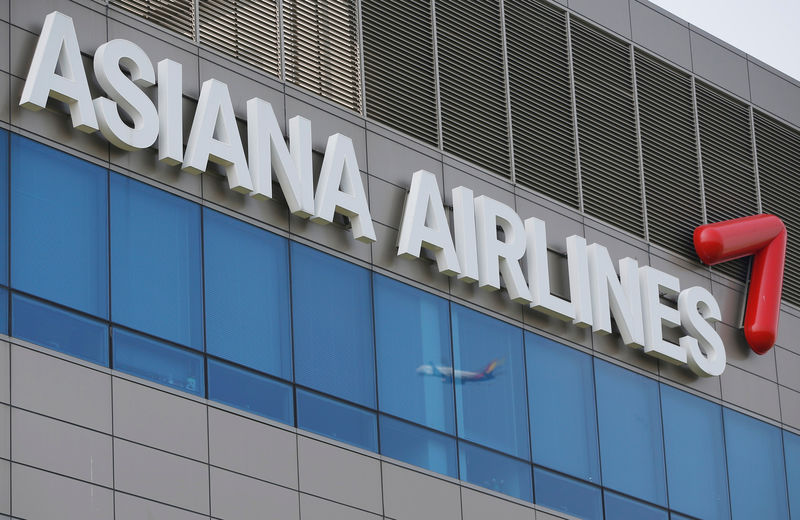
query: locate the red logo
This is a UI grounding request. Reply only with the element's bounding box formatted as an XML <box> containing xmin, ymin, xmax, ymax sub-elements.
<box><xmin>694</xmin><ymin>214</ymin><xmax>786</xmax><ymax>354</ymax></box>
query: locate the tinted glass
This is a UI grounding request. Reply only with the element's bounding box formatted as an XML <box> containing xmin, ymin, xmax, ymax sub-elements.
<box><xmin>0</xmin><ymin>131</ymin><xmax>8</xmax><ymax>285</ymax></box>
<box><xmin>452</xmin><ymin>304</ymin><xmax>529</xmax><ymax>459</ymax></box>
<box><xmin>380</xmin><ymin>415</ymin><xmax>458</xmax><ymax>478</ymax></box>
<box><xmin>724</xmin><ymin>408</ymin><xmax>789</xmax><ymax>520</ymax></box>
<box><xmin>374</xmin><ymin>275</ymin><xmax>454</xmax><ymax>433</ymax></box>
<box><xmin>296</xmin><ymin>389</ymin><xmax>378</xmax><ymax>451</ymax></box>
<box><xmin>12</xmin><ymin>294</ymin><xmax>108</xmax><ymax>365</ymax></box>
<box><xmin>783</xmin><ymin>431</ymin><xmax>800</xmax><ymax>520</ymax></box>
<box><xmin>595</xmin><ymin>360</ymin><xmax>667</xmax><ymax>506</ymax></box>
<box><xmin>291</xmin><ymin>243</ymin><xmax>375</xmax><ymax>407</ymax></box>
<box><xmin>533</xmin><ymin>467</ymin><xmax>602</xmax><ymax>520</ymax></box>
<box><xmin>110</xmin><ymin>174</ymin><xmax>203</xmax><ymax>348</ymax></box>
<box><xmin>11</xmin><ymin>135</ymin><xmax>108</xmax><ymax>317</ymax></box>
<box><xmin>661</xmin><ymin>384</ymin><xmax>729</xmax><ymax>520</ymax></box>
<box><xmin>458</xmin><ymin>441</ymin><xmax>532</xmax><ymax>502</ymax></box>
<box><xmin>603</xmin><ymin>491</ymin><xmax>668</xmax><ymax>520</ymax></box>
<box><xmin>203</xmin><ymin>209</ymin><xmax>291</xmax><ymax>379</ymax></box>
<box><xmin>208</xmin><ymin>359</ymin><xmax>293</xmax><ymax>424</ymax></box>
<box><xmin>113</xmin><ymin>329</ymin><xmax>204</xmax><ymax>396</ymax></box>
<box><xmin>526</xmin><ymin>333</ymin><xmax>600</xmax><ymax>483</ymax></box>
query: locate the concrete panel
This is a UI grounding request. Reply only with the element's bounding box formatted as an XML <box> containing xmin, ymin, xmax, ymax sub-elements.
<box><xmin>297</xmin><ymin>437</ymin><xmax>382</xmax><ymax>515</ymax></box>
<box><xmin>690</xmin><ymin>31</ymin><xmax>750</xmax><ymax>100</ymax></box>
<box><xmin>592</xmin><ymin>333</ymin><xmax>659</xmax><ymax>374</ymax></box>
<box><xmin>711</xmin><ymin>280</ymin><xmax>745</xmax><ymax>328</ymax></box>
<box><xmin>365</xmin><ymin>128</ymin><xmax>442</xmax><ymax>189</ymax></box>
<box><xmin>569</xmin><ymin>0</ymin><xmax>631</xmax><ymax>38</ymax></box>
<box><xmin>113</xmin><ymin>378</ymin><xmax>208</xmax><ymax>462</ymax></box>
<box><xmin>443</xmin><ymin>163</ymin><xmax>515</xmax><ymax>210</ymax></box>
<box><xmin>12</xmin><ymin>463</ymin><xmax>113</xmax><ymax>520</ymax></box>
<box><xmin>780</xmin><ymin>386</ymin><xmax>800</xmax><ymax>430</ymax></box>
<box><xmin>460</xmin><ymin>488</ymin><xmax>534</xmax><ymax>520</ymax></box>
<box><xmin>208</xmin><ymin>407</ymin><xmax>298</xmax><ymax>489</ymax></box>
<box><xmin>749</xmin><ymin>62</ymin><xmax>800</xmax><ymax>128</ymax></box>
<box><xmin>630</xmin><ymin>1</ymin><xmax>691</xmax><ymax>69</ymax></box>
<box><xmin>210</xmin><ymin>467</ymin><xmax>299</xmax><ymax>520</ymax></box>
<box><xmin>11</xmin><ymin>346</ymin><xmax>111</xmax><ymax>433</ymax></box>
<box><xmin>720</xmin><ymin>366</ymin><xmax>781</xmax><ymax>421</ymax></box>
<box><xmin>0</xmin><ymin>342</ymin><xmax>8</xmax><ymax>404</ymax></box>
<box><xmin>776</xmin><ymin>311</ymin><xmax>800</xmax><ymax>355</ymax></box>
<box><xmin>300</xmin><ymin>493</ymin><xmax>380</xmax><ymax>520</ymax></box>
<box><xmin>776</xmin><ymin>348</ymin><xmax>800</xmax><ymax>392</ymax></box>
<box><xmin>382</xmin><ymin>463</ymin><xmax>461</xmax><ymax>520</ymax></box>
<box><xmin>659</xmin><ymin>363</ymin><xmax>721</xmax><ymax>399</ymax></box>
<box><xmin>368</xmin><ymin>175</ymin><xmax>407</xmax><ymax>230</ymax></box>
<box><xmin>289</xmin><ymin>211</ymin><xmax>373</xmax><ymax>265</ymax></box>
<box><xmin>11</xmin><ymin>0</ymin><xmax>107</xmax><ymax>56</ymax></box>
<box><xmin>371</xmin><ymin>223</ymin><xmax>451</xmax><ymax>294</ymax></box>
<box><xmin>11</xmin><ymin>408</ymin><xmax>112</xmax><ymax>486</ymax></box>
<box><xmin>115</xmin><ymin>492</ymin><xmax>208</xmax><ymax>520</ymax></box>
<box><xmin>286</xmin><ymin>94</ymin><xmax>367</xmax><ymax>166</ymax></box>
<box><xmin>515</xmin><ymin>195</ymin><xmax>584</xmax><ymax>253</ymax></box>
<box><xmin>717</xmin><ymin>322</ymin><xmax>777</xmax><ymax>381</ymax></box>
<box><xmin>202</xmin><ymin>168</ymin><xmax>291</xmax><ymax>232</ymax></box>
<box><xmin>114</xmin><ymin>438</ymin><xmax>210</xmax><ymax>515</ymax></box>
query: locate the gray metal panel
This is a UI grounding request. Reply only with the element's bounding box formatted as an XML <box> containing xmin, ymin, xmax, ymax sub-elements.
<box><xmin>659</xmin><ymin>363</ymin><xmax>722</xmax><ymax>399</ymax></box>
<box><xmin>115</xmin><ymin>492</ymin><xmax>209</xmax><ymax>520</ymax></box>
<box><xmin>460</xmin><ymin>488</ymin><xmax>535</xmax><ymax>520</ymax></box>
<box><xmin>777</xmin><ymin>311</ymin><xmax>800</xmax><ymax>355</ymax></box>
<box><xmin>442</xmin><ymin>163</ymin><xmax>515</xmax><ymax>209</ymax></box>
<box><xmin>629</xmin><ymin>1</ymin><xmax>691</xmax><ymax>69</ymax></box>
<box><xmin>710</xmin><ymin>280</ymin><xmax>745</xmax><ymax>328</ymax></box>
<box><xmin>299</xmin><ymin>493</ymin><xmax>381</xmax><ymax>520</ymax></box>
<box><xmin>776</xmin><ymin>347</ymin><xmax>800</xmax><ymax>392</ymax></box>
<box><xmin>0</xmin><ymin>71</ymin><xmax>8</xmax><ymax>124</ymax></box>
<box><xmin>0</xmin><ymin>343</ymin><xmax>8</xmax><ymax>405</ymax></box>
<box><xmin>368</xmin><ymin>175</ymin><xmax>407</xmax><ymax>230</ymax></box>
<box><xmin>0</xmin><ymin>460</ymin><xmax>7</xmax><ymax>516</ymax></box>
<box><xmin>689</xmin><ymin>30</ymin><xmax>750</xmax><ymax>100</ymax></box>
<box><xmin>288</xmin><ymin>211</ymin><xmax>373</xmax><ymax>265</ymax></box>
<box><xmin>371</xmin><ymin>222</ymin><xmax>452</xmax><ymax>294</ymax></box>
<box><xmin>11</xmin><ymin>463</ymin><xmax>114</xmax><ymax>520</ymax></box>
<box><xmin>720</xmin><ymin>365</ymin><xmax>781</xmax><ymax>421</ymax></box>
<box><xmin>592</xmin><ymin>331</ymin><xmax>659</xmax><ymax>375</ymax></box>
<box><xmin>779</xmin><ymin>385</ymin><xmax>800</xmax><ymax>430</ymax></box>
<box><xmin>210</xmin><ymin>466</ymin><xmax>300</xmax><ymax>520</ymax></box>
<box><xmin>568</xmin><ymin>0</ymin><xmax>631</xmax><ymax>38</ymax></box>
<box><xmin>0</xmin><ymin>0</ymin><xmax>7</xmax><ymax>22</ymax></box>
<box><xmin>716</xmin><ymin>322</ymin><xmax>777</xmax><ymax>381</ymax></box>
<box><xmin>365</xmin><ymin>127</ymin><xmax>443</xmax><ymax>189</ymax></box>
<box><xmin>0</xmin><ymin>406</ymin><xmax>6</xmax><ymax>460</ymax></box>
<box><xmin>382</xmin><ymin>463</ymin><xmax>462</xmax><ymax>520</ymax></box>
<box><xmin>11</xmin><ymin>0</ymin><xmax>108</xmax><ymax>56</ymax></box>
<box><xmin>0</xmin><ymin>21</ymin><xmax>8</xmax><ymax>74</ymax></box>
<box><xmin>202</xmin><ymin>166</ymin><xmax>290</xmax><ymax>233</ymax></box>
<box><xmin>515</xmin><ymin>195</ymin><xmax>584</xmax><ymax>253</ymax></box>
<box><xmin>749</xmin><ymin>61</ymin><xmax>800</xmax><ymax>128</ymax></box>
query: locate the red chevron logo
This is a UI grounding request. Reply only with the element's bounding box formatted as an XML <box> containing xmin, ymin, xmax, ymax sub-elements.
<box><xmin>694</xmin><ymin>214</ymin><xmax>787</xmax><ymax>354</ymax></box>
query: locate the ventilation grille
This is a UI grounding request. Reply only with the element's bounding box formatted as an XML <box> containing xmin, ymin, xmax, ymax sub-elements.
<box><xmin>570</xmin><ymin>19</ymin><xmax>643</xmax><ymax>237</ymax></box>
<box><xmin>754</xmin><ymin>112</ymin><xmax>800</xmax><ymax>306</ymax></box>
<box><xmin>695</xmin><ymin>82</ymin><xmax>758</xmax><ymax>282</ymax></box>
<box><xmin>111</xmin><ymin>0</ymin><xmax>196</xmax><ymax>39</ymax></box>
<box><xmin>361</xmin><ymin>0</ymin><xmax>438</xmax><ymax>146</ymax></box>
<box><xmin>435</xmin><ymin>0</ymin><xmax>511</xmax><ymax>178</ymax></box>
<box><xmin>199</xmin><ymin>0</ymin><xmax>281</xmax><ymax>77</ymax></box>
<box><xmin>284</xmin><ymin>0</ymin><xmax>362</xmax><ymax>113</ymax></box>
<box><xmin>634</xmin><ymin>51</ymin><xmax>703</xmax><ymax>258</ymax></box>
<box><xmin>505</xmin><ymin>0</ymin><xmax>578</xmax><ymax>208</ymax></box>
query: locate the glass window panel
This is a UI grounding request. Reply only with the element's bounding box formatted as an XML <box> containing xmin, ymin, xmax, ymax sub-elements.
<box><xmin>661</xmin><ymin>384</ymin><xmax>730</xmax><ymax>520</ymax></box>
<box><xmin>110</xmin><ymin>174</ymin><xmax>202</xmax><ymax>348</ymax></box>
<box><xmin>594</xmin><ymin>360</ymin><xmax>667</xmax><ymax>506</ymax></box>
<box><xmin>0</xmin><ymin>130</ymin><xmax>7</xmax><ymax>286</ymax></box>
<box><xmin>113</xmin><ymin>329</ymin><xmax>204</xmax><ymax>396</ymax></box>
<box><xmin>203</xmin><ymin>209</ymin><xmax>291</xmax><ymax>379</ymax></box>
<box><xmin>12</xmin><ymin>294</ymin><xmax>108</xmax><ymax>366</ymax></box>
<box><xmin>452</xmin><ymin>304</ymin><xmax>529</xmax><ymax>459</ymax></box>
<box><xmin>603</xmin><ymin>491</ymin><xmax>668</xmax><ymax>520</ymax></box>
<box><xmin>291</xmin><ymin>243</ymin><xmax>375</xmax><ymax>407</ymax></box>
<box><xmin>374</xmin><ymin>275</ymin><xmax>454</xmax><ymax>434</ymax></box>
<box><xmin>208</xmin><ymin>359</ymin><xmax>293</xmax><ymax>425</ymax></box>
<box><xmin>533</xmin><ymin>467</ymin><xmax>602</xmax><ymax>520</ymax></box>
<box><xmin>724</xmin><ymin>408</ymin><xmax>789</xmax><ymax>520</ymax></box>
<box><xmin>296</xmin><ymin>389</ymin><xmax>378</xmax><ymax>452</ymax></box>
<box><xmin>785</xmin><ymin>431</ymin><xmax>800</xmax><ymax>520</ymax></box>
<box><xmin>379</xmin><ymin>415</ymin><xmax>458</xmax><ymax>478</ymax></box>
<box><xmin>458</xmin><ymin>441</ymin><xmax>533</xmax><ymax>502</ymax></box>
<box><xmin>526</xmin><ymin>333</ymin><xmax>600</xmax><ymax>483</ymax></box>
<box><xmin>11</xmin><ymin>135</ymin><xmax>108</xmax><ymax>317</ymax></box>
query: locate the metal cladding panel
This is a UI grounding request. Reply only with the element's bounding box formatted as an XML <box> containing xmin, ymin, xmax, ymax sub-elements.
<box><xmin>284</xmin><ymin>0</ymin><xmax>363</xmax><ymax>113</ymax></box>
<box><xmin>111</xmin><ymin>0</ymin><xmax>196</xmax><ymax>39</ymax></box>
<box><xmin>505</xmin><ymin>0</ymin><xmax>578</xmax><ymax>208</ymax></box>
<box><xmin>199</xmin><ymin>0</ymin><xmax>281</xmax><ymax>78</ymax></box>
<box><xmin>635</xmin><ymin>50</ymin><xmax>703</xmax><ymax>258</ymax></box>
<box><xmin>435</xmin><ymin>0</ymin><xmax>511</xmax><ymax>179</ymax></box>
<box><xmin>570</xmin><ymin>18</ymin><xmax>644</xmax><ymax>237</ymax></box>
<box><xmin>361</xmin><ymin>0</ymin><xmax>439</xmax><ymax>147</ymax></box>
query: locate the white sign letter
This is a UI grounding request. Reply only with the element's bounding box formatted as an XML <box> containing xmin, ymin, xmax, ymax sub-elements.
<box><xmin>588</xmin><ymin>244</ymin><xmax>644</xmax><ymax>347</ymax></box>
<box><xmin>453</xmin><ymin>186</ymin><xmax>479</xmax><ymax>283</ymax></box>
<box><xmin>567</xmin><ymin>235</ymin><xmax>593</xmax><ymax>327</ymax></box>
<box><xmin>158</xmin><ymin>59</ymin><xmax>183</xmax><ymax>165</ymax></box>
<box><xmin>640</xmin><ymin>266</ymin><xmax>686</xmax><ymax>364</ymax></box>
<box><xmin>526</xmin><ymin>217</ymin><xmax>575</xmax><ymax>320</ymax></box>
<box><xmin>679</xmin><ymin>286</ymin><xmax>726</xmax><ymax>377</ymax></box>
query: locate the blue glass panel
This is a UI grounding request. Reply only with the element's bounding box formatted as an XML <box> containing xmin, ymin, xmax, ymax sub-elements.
<box><xmin>724</xmin><ymin>408</ymin><xmax>789</xmax><ymax>520</ymax></box>
<box><xmin>526</xmin><ymin>333</ymin><xmax>600</xmax><ymax>483</ymax></box>
<box><xmin>0</xmin><ymin>130</ymin><xmax>7</xmax><ymax>286</ymax></box>
<box><xmin>296</xmin><ymin>389</ymin><xmax>378</xmax><ymax>451</ymax></box>
<box><xmin>533</xmin><ymin>467</ymin><xmax>602</xmax><ymax>520</ymax></box>
<box><xmin>661</xmin><ymin>384</ymin><xmax>729</xmax><ymax>520</ymax></box>
<box><xmin>12</xmin><ymin>294</ymin><xmax>108</xmax><ymax>365</ymax></box>
<box><xmin>451</xmin><ymin>304</ymin><xmax>529</xmax><ymax>459</ymax></box>
<box><xmin>595</xmin><ymin>360</ymin><xmax>667</xmax><ymax>506</ymax></box>
<box><xmin>208</xmin><ymin>359</ymin><xmax>293</xmax><ymax>425</ymax></box>
<box><xmin>670</xmin><ymin>515</ymin><xmax>693</xmax><ymax>520</ymax></box>
<box><xmin>203</xmin><ymin>209</ymin><xmax>291</xmax><ymax>378</ymax></box>
<box><xmin>113</xmin><ymin>329</ymin><xmax>204</xmax><ymax>396</ymax></box>
<box><xmin>110</xmin><ymin>174</ymin><xmax>202</xmax><ymax>348</ymax></box>
<box><xmin>11</xmin><ymin>135</ymin><xmax>108</xmax><ymax>317</ymax></box>
<box><xmin>379</xmin><ymin>415</ymin><xmax>458</xmax><ymax>478</ymax></box>
<box><xmin>603</xmin><ymin>491</ymin><xmax>668</xmax><ymax>520</ymax></box>
<box><xmin>291</xmin><ymin>243</ymin><xmax>375</xmax><ymax>407</ymax></box>
<box><xmin>785</xmin><ymin>431</ymin><xmax>800</xmax><ymax>520</ymax></box>
<box><xmin>374</xmin><ymin>275</ymin><xmax>454</xmax><ymax>434</ymax></box>
<box><xmin>458</xmin><ymin>441</ymin><xmax>532</xmax><ymax>502</ymax></box>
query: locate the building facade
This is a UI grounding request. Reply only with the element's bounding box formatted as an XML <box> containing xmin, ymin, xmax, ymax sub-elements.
<box><xmin>0</xmin><ymin>0</ymin><xmax>799</xmax><ymax>519</ymax></box>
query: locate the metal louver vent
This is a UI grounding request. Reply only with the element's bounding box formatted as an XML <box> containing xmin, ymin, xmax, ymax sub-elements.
<box><xmin>199</xmin><ymin>0</ymin><xmax>281</xmax><ymax>78</ymax></box>
<box><xmin>361</xmin><ymin>0</ymin><xmax>438</xmax><ymax>147</ymax></box>
<box><xmin>111</xmin><ymin>0</ymin><xmax>196</xmax><ymax>39</ymax></box>
<box><xmin>754</xmin><ymin>112</ymin><xmax>800</xmax><ymax>306</ymax></box>
<box><xmin>635</xmin><ymin>50</ymin><xmax>702</xmax><ymax>258</ymax></box>
<box><xmin>505</xmin><ymin>0</ymin><xmax>578</xmax><ymax>208</ymax></box>
<box><xmin>435</xmin><ymin>0</ymin><xmax>511</xmax><ymax>178</ymax></box>
<box><xmin>695</xmin><ymin>82</ymin><xmax>758</xmax><ymax>282</ymax></box>
<box><xmin>570</xmin><ymin>19</ymin><xmax>644</xmax><ymax>237</ymax></box>
<box><xmin>283</xmin><ymin>0</ymin><xmax>363</xmax><ymax>113</ymax></box>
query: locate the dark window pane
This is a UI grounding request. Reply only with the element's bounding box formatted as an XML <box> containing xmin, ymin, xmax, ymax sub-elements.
<box><xmin>785</xmin><ymin>431</ymin><xmax>800</xmax><ymax>520</ymax></box>
<box><xmin>11</xmin><ymin>135</ymin><xmax>108</xmax><ymax>317</ymax></box>
<box><xmin>208</xmin><ymin>359</ymin><xmax>293</xmax><ymax>425</ymax></box>
<box><xmin>291</xmin><ymin>243</ymin><xmax>375</xmax><ymax>407</ymax></box>
<box><xmin>110</xmin><ymin>174</ymin><xmax>203</xmax><ymax>348</ymax></box>
<box><xmin>603</xmin><ymin>491</ymin><xmax>668</xmax><ymax>520</ymax></box>
<box><xmin>203</xmin><ymin>209</ymin><xmax>291</xmax><ymax>379</ymax></box>
<box><xmin>374</xmin><ymin>275</ymin><xmax>454</xmax><ymax>434</ymax></box>
<box><xmin>296</xmin><ymin>389</ymin><xmax>378</xmax><ymax>452</ymax></box>
<box><xmin>379</xmin><ymin>415</ymin><xmax>458</xmax><ymax>478</ymax></box>
<box><xmin>526</xmin><ymin>333</ymin><xmax>600</xmax><ymax>483</ymax></box>
<box><xmin>113</xmin><ymin>329</ymin><xmax>204</xmax><ymax>396</ymax></box>
<box><xmin>452</xmin><ymin>304</ymin><xmax>529</xmax><ymax>459</ymax></box>
<box><xmin>12</xmin><ymin>294</ymin><xmax>107</xmax><ymax>365</ymax></box>
<box><xmin>533</xmin><ymin>467</ymin><xmax>602</xmax><ymax>520</ymax></box>
<box><xmin>458</xmin><ymin>441</ymin><xmax>532</xmax><ymax>502</ymax></box>
<box><xmin>0</xmin><ymin>130</ymin><xmax>7</xmax><ymax>286</ymax></box>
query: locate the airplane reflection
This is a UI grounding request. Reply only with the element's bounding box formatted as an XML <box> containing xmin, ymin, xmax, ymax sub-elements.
<box><xmin>416</xmin><ymin>359</ymin><xmax>503</xmax><ymax>383</ymax></box>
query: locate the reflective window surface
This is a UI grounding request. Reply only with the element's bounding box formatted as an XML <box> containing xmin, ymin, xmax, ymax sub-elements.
<box><xmin>603</xmin><ymin>491</ymin><xmax>669</xmax><ymax>520</ymax></box>
<box><xmin>380</xmin><ymin>415</ymin><xmax>458</xmax><ymax>478</ymax></box>
<box><xmin>533</xmin><ymin>467</ymin><xmax>602</xmax><ymax>520</ymax></box>
<box><xmin>296</xmin><ymin>389</ymin><xmax>378</xmax><ymax>451</ymax></box>
<box><xmin>783</xmin><ymin>430</ymin><xmax>800</xmax><ymax>520</ymax></box>
<box><xmin>458</xmin><ymin>440</ymin><xmax>533</xmax><ymax>502</ymax></box>
<box><xmin>208</xmin><ymin>359</ymin><xmax>294</xmax><ymax>424</ymax></box>
<box><xmin>0</xmin><ymin>130</ymin><xmax>7</xmax><ymax>287</ymax></box>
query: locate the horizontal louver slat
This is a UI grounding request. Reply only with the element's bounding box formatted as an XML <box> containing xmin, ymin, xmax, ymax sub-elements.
<box><xmin>112</xmin><ymin>0</ymin><xmax>196</xmax><ymax>39</ymax></box>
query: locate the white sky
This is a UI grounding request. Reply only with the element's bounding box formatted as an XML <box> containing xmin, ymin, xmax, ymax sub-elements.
<box><xmin>649</xmin><ymin>0</ymin><xmax>800</xmax><ymax>81</ymax></box>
